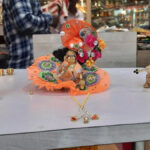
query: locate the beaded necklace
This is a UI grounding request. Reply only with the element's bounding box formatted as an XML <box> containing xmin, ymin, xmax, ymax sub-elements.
<box><xmin>71</xmin><ymin>93</ymin><xmax>99</xmax><ymax>124</ymax></box>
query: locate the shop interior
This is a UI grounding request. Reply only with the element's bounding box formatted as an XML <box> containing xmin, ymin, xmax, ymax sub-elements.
<box><xmin>0</xmin><ymin>0</ymin><xmax>150</xmax><ymax>67</ymax></box>
<box><xmin>39</xmin><ymin>0</ymin><xmax>150</xmax><ymax>30</ymax></box>
<box><xmin>0</xmin><ymin>1</ymin><xmax>150</xmax><ymax>150</ymax></box>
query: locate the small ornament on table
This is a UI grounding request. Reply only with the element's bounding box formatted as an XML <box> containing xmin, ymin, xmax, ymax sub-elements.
<box><xmin>6</xmin><ymin>68</ymin><xmax>14</xmax><ymax>75</ymax></box>
<box><xmin>29</xmin><ymin>90</ymin><xmax>34</xmax><ymax>95</ymax></box>
<box><xmin>78</xmin><ymin>73</ymin><xmax>86</xmax><ymax>90</ymax></box>
<box><xmin>0</xmin><ymin>69</ymin><xmax>5</xmax><ymax>76</ymax></box>
<box><xmin>83</xmin><ymin>116</ymin><xmax>89</xmax><ymax>124</ymax></box>
<box><xmin>71</xmin><ymin>93</ymin><xmax>99</xmax><ymax>124</ymax></box>
<box><xmin>71</xmin><ymin>116</ymin><xmax>78</xmax><ymax>121</ymax></box>
<box><xmin>91</xmin><ymin>114</ymin><xmax>99</xmax><ymax>120</ymax></box>
<box><xmin>134</xmin><ymin>65</ymin><xmax>150</xmax><ymax>88</ymax></box>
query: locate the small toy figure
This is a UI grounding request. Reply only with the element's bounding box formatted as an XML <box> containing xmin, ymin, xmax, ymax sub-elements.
<box><xmin>134</xmin><ymin>65</ymin><xmax>150</xmax><ymax>88</ymax></box>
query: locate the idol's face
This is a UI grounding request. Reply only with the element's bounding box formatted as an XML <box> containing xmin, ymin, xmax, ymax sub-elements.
<box><xmin>65</xmin><ymin>50</ymin><xmax>76</xmax><ymax>64</ymax></box>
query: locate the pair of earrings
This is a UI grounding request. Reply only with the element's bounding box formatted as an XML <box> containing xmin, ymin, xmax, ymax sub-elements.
<box><xmin>0</xmin><ymin>68</ymin><xmax>14</xmax><ymax>76</ymax></box>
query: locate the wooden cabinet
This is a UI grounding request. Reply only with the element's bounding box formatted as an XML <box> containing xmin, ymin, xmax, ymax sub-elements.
<box><xmin>136</xmin><ymin>32</ymin><xmax>150</xmax><ymax>67</ymax></box>
<box><xmin>137</xmin><ymin>50</ymin><xmax>150</xmax><ymax>67</ymax></box>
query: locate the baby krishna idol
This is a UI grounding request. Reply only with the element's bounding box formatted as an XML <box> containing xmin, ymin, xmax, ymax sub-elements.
<box><xmin>27</xmin><ymin>19</ymin><xmax>110</xmax><ymax>95</ymax></box>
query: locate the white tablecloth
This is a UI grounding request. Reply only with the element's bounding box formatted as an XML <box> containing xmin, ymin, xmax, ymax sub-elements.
<box><xmin>0</xmin><ymin>68</ymin><xmax>150</xmax><ymax>136</ymax></box>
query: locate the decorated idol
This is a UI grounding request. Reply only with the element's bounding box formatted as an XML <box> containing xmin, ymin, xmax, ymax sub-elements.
<box><xmin>27</xmin><ymin>19</ymin><xmax>110</xmax><ymax>95</ymax></box>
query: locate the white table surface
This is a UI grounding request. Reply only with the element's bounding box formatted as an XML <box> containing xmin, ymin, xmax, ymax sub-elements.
<box><xmin>0</xmin><ymin>68</ymin><xmax>150</xmax><ymax>150</ymax></box>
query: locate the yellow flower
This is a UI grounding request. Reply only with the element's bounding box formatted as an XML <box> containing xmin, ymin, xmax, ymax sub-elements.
<box><xmin>98</xmin><ymin>38</ymin><xmax>106</xmax><ymax>51</ymax></box>
<box><xmin>86</xmin><ymin>57</ymin><xmax>95</xmax><ymax>68</ymax></box>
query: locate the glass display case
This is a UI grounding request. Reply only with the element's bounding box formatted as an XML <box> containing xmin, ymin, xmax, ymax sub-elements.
<box><xmin>91</xmin><ymin>0</ymin><xmax>149</xmax><ymax>30</ymax></box>
<box><xmin>77</xmin><ymin>0</ymin><xmax>90</xmax><ymax>22</ymax></box>
<box><xmin>1</xmin><ymin>0</ymin><xmax>148</xmax><ymax>31</ymax></box>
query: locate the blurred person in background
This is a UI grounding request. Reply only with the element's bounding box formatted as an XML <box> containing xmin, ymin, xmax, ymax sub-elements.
<box><xmin>2</xmin><ymin>0</ymin><xmax>59</xmax><ymax>68</ymax></box>
<box><xmin>67</xmin><ymin>0</ymin><xmax>84</xmax><ymax>20</ymax></box>
<box><xmin>44</xmin><ymin>0</ymin><xmax>84</xmax><ymax>33</ymax></box>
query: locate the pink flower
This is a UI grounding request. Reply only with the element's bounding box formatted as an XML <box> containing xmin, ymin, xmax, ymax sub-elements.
<box><xmin>76</xmin><ymin>50</ymin><xmax>88</xmax><ymax>63</ymax></box>
<box><xmin>85</xmin><ymin>34</ymin><xmax>97</xmax><ymax>48</ymax></box>
<box><xmin>91</xmin><ymin>49</ymin><xmax>102</xmax><ymax>61</ymax></box>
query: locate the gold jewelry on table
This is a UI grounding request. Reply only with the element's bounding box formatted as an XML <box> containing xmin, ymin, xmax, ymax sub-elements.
<box><xmin>71</xmin><ymin>93</ymin><xmax>99</xmax><ymax>124</ymax></box>
<box><xmin>0</xmin><ymin>68</ymin><xmax>14</xmax><ymax>76</ymax></box>
<box><xmin>6</xmin><ymin>68</ymin><xmax>14</xmax><ymax>75</ymax></box>
<box><xmin>29</xmin><ymin>90</ymin><xmax>34</xmax><ymax>95</ymax></box>
<box><xmin>0</xmin><ymin>69</ymin><xmax>5</xmax><ymax>76</ymax></box>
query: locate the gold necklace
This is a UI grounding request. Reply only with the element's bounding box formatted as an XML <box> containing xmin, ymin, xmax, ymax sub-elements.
<box><xmin>69</xmin><ymin>64</ymin><xmax>75</xmax><ymax>71</ymax></box>
<box><xmin>71</xmin><ymin>93</ymin><xmax>99</xmax><ymax>124</ymax></box>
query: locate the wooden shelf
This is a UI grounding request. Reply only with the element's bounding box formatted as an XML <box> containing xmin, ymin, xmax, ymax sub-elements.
<box><xmin>137</xmin><ymin>50</ymin><xmax>150</xmax><ymax>67</ymax></box>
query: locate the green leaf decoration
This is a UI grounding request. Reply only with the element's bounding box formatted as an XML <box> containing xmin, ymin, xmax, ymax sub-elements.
<box><xmin>95</xmin><ymin>46</ymin><xmax>101</xmax><ymax>52</ymax></box>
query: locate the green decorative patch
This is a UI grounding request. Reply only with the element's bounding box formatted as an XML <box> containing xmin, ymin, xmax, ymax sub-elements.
<box><xmin>82</xmin><ymin>64</ymin><xmax>98</xmax><ymax>72</ymax></box>
<box><xmin>91</xmin><ymin>30</ymin><xmax>96</xmax><ymax>36</ymax></box>
<box><xmin>78</xmin><ymin>49</ymin><xmax>83</xmax><ymax>53</ymax></box>
<box><xmin>74</xmin><ymin>44</ymin><xmax>79</xmax><ymax>49</ymax></box>
<box><xmin>83</xmin><ymin>72</ymin><xmax>100</xmax><ymax>86</ymax></box>
<box><xmin>50</xmin><ymin>56</ymin><xmax>61</xmax><ymax>63</ymax></box>
<box><xmin>42</xmin><ymin>62</ymin><xmax>51</xmax><ymax>68</ymax></box>
<box><xmin>86</xmin><ymin>74</ymin><xmax>96</xmax><ymax>83</ymax></box>
<box><xmin>65</xmin><ymin>24</ymin><xmax>70</xmax><ymax>29</ymax></box>
<box><xmin>38</xmin><ymin>60</ymin><xmax>56</xmax><ymax>71</ymax></box>
<box><xmin>39</xmin><ymin>71</ymin><xmax>57</xmax><ymax>83</ymax></box>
